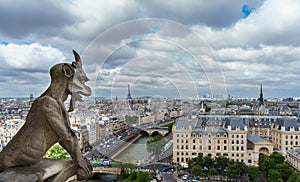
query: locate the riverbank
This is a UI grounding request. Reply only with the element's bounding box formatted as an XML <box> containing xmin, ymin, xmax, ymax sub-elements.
<box><xmin>113</xmin><ymin>136</ymin><xmax>152</xmax><ymax>163</ymax></box>
<box><xmin>111</xmin><ymin>134</ymin><xmax>142</xmax><ymax>159</ymax></box>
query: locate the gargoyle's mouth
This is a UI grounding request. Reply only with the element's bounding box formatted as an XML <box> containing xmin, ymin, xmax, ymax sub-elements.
<box><xmin>73</xmin><ymin>92</ymin><xmax>83</xmax><ymax>102</ymax></box>
<box><xmin>78</xmin><ymin>88</ymin><xmax>91</xmax><ymax>97</ymax></box>
<box><xmin>68</xmin><ymin>86</ymin><xmax>91</xmax><ymax>112</ymax></box>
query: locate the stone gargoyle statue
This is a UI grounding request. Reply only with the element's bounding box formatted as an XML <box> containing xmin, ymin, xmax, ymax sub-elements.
<box><xmin>0</xmin><ymin>50</ymin><xmax>93</xmax><ymax>181</ymax></box>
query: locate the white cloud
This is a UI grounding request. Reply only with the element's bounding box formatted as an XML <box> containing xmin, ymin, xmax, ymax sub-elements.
<box><xmin>193</xmin><ymin>0</ymin><xmax>300</xmax><ymax>48</ymax></box>
<box><xmin>0</xmin><ymin>0</ymin><xmax>300</xmax><ymax>97</ymax></box>
<box><xmin>0</xmin><ymin>43</ymin><xmax>65</xmax><ymax>71</ymax></box>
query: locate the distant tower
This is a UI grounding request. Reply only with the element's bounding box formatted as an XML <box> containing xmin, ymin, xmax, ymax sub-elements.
<box><xmin>259</xmin><ymin>84</ymin><xmax>264</xmax><ymax>106</ymax></box>
<box><xmin>127</xmin><ymin>84</ymin><xmax>132</xmax><ymax>99</ymax></box>
<box><xmin>29</xmin><ymin>93</ymin><xmax>33</xmax><ymax>102</ymax></box>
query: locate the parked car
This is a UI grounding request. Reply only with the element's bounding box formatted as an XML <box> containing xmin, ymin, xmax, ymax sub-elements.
<box><xmin>182</xmin><ymin>174</ymin><xmax>188</xmax><ymax>180</ymax></box>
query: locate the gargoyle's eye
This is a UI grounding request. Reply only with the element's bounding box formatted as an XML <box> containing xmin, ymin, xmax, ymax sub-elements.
<box><xmin>81</xmin><ymin>76</ymin><xmax>89</xmax><ymax>82</ymax></box>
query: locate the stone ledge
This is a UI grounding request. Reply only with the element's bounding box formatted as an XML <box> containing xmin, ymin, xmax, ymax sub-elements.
<box><xmin>0</xmin><ymin>159</ymin><xmax>78</xmax><ymax>182</ymax></box>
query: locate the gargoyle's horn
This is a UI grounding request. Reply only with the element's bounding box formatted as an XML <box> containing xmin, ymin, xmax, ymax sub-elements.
<box><xmin>72</xmin><ymin>50</ymin><xmax>82</xmax><ymax>68</ymax></box>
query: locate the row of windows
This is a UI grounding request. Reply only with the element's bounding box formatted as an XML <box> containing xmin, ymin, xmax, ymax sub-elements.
<box><xmin>176</xmin><ymin>133</ymin><xmax>229</xmax><ymax>138</ymax></box>
<box><xmin>231</xmin><ymin>140</ymin><xmax>244</xmax><ymax>144</ymax></box>
<box><xmin>286</xmin><ymin>135</ymin><xmax>299</xmax><ymax>139</ymax></box>
<box><xmin>273</xmin><ymin>139</ymin><xmax>299</xmax><ymax>146</ymax></box>
<box><xmin>277</xmin><ymin>145</ymin><xmax>295</xmax><ymax>151</ymax></box>
<box><xmin>176</xmin><ymin>138</ymin><xmax>246</xmax><ymax>145</ymax></box>
<box><xmin>231</xmin><ymin>134</ymin><xmax>245</xmax><ymax>139</ymax></box>
<box><xmin>175</xmin><ymin>152</ymin><xmax>249</xmax><ymax>157</ymax></box>
<box><xmin>176</xmin><ymin>133</ymin><xmax>248</xmax><ymax>139</ymax></box>
<box><xmin>273</xmin><ymin>134</ymin><xmax>300</xmax><ymax>140</ymax></box>
<box><xmin>285</xmin><ymin>141</ymin><xmax>299</xmax><ymax>146</ymax></box>
<box><xmin>175</xmin><ymin>157</ymin><xmax>252</xmax><ymax>164</ymax></box>
<box><xmin>176</xmin><ymin>134</ymin><xmax>189</xmax><ymax>138</ymax></box>
<box><xmin>176</xmin><ymin>145</ymin><xmax>244</xmax><ymax>151</ymax></box>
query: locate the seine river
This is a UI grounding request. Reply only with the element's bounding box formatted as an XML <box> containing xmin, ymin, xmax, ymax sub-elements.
<box><xmin>89</xmin><ymin>136</ymin><xmax>152</xmax><ymax>182</ymax></box>
<box><xmin>114</xmin><ymin>136</ymin><xmax>152</xmax><ymax>163</ymax></box>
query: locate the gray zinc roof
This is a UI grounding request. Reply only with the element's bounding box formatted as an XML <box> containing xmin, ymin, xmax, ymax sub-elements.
<box><xmin>287</xmin><ymin>149</ymin><xmax>300</xmax><ymax>160</ymax></box>
<box><xmin>225</xmin><ymin>118</ymin><xmax>246</xmax><ymax>130</ymax></box>
<box><xmin>248</xmin><ymin>135</ymin><xmax>265</xmax><ymax>144</ymax></box>
<box><xmin>275</xmin><ymin>118</ymin><xmax>299</xmax><ymax>131</ymax></box>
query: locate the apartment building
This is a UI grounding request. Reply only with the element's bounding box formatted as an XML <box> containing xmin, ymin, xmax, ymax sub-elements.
<box><xmin>271</xmin><ymin>118</ymin><xmax>300</xmax><ymax>155</ymax></box>
<box><xmin>1</xmin><ymin>119</ymin><xmax>25</xmax><ymax>143</ymax></box>
<box><xmin>173</xmin><ymin>116</ymin><xmax>274</xmax><ymax>166</ymax></box>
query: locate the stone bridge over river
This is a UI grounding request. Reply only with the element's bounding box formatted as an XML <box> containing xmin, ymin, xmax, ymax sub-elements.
<box><xmin>140</xmin><ymin>127</ymin><xmax>169</xmax><ymax>136</ymax></box>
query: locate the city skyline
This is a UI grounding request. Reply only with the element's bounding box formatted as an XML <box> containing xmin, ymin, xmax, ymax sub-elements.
<box><xmin>1</xmin><ymin>0</ymin><xmax>300</xmax><ymax>98</ymax></box>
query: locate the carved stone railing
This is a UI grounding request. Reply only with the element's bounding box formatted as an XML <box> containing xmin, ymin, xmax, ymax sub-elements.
<box><xmin>0</xmin><ymin>159</ymin><xmax>78</xmax><ymax>182</ymax></box>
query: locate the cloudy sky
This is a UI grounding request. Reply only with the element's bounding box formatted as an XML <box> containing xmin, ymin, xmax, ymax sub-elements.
<box><xmin>0</xmin><ymin>0</ymin><xmax>299</xmax><ymax>99</ymax></box>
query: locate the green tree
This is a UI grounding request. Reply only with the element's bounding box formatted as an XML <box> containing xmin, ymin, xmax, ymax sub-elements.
<box><xmin>147</xmin><ymin>135</ymin><xmax>163</xmax><ymax>144</ymax></box>
<box><xmin>118</xmin><ymin>163</ymin><xmax>136</xmax><ymax>180</ymax></box>
<box><xmin>125</xmin><ymin>115</ymin><xmax>138</xmax><ymax>123</ymax></box>
<box><xmin>194</xmin><ymin>153</ymin><xmax>205</xmax><ymax>167</ymax></box>
<box><xmin>205</xmin><ymin>107</ymin><xmax>212</xmax><ymax>112</ymax></box>
<box><xmin>276</xmin><ymin>163</ymin><xmax>294</xmax><ymax>181</ymax></box>
<box><xmin>248</xmin><ymin>166</ymin><xmax>261</xmax><ymax>182</ymax></box>
<box><xmin>136</xmin><ymin>171</ymin><xmax>152</xmax><ymax>182</ymax></box>
<box><xmin>270</xmin><ymin>152</ymin><xmax>285</xmax><ymax>164</ymax></box>
<box><xmin>192</xmin><ymin>165</ymin><xmax>202</xmax><ymax>177</ymax></box>
<box><xmin>236</xmin><ymin>162</ymin><xmax>248</xmax><ymax>176</ymax></box>
<box><xmin>203</xmin><ymin>155</ymin><xmax>214</xmax><ymax>169</ymax></box>
<box><xmin>259</xmin><ymin>155</ymin><xmax>275</xmax><ymax>175</ymax></box>
<box><xmin>45</xmin><ymin>144</ymin><xmax>69</xmax><ymax>159</ymax></box>
<box><xmin>126</xmin><ymin>171</ymin><xmax>137</xmax><ymax>182</ymax></box>
<box><xmin>167</xmin><ymin>122</ymin><xmax>174</xmax><ymax>133</ymax></box>
<box><xmin>146</xmin><ymin>135</ymin><xmax>166</xmax><ymax>157</ymax></box>
<box><xmin>268</xmin><ymin>169</ymin><xmax>282</xmax><ymax>182</ymax></box>
<box><xmin>288</xmin><ymin>172</ymin><xmax>300</xmax><ymax>182</ymax></box>
<box><xmin>215</xmin><ymin>156</ymin><xmax>229</xmax><ymax>170</ymax></box>
<box><xmin>209</xmin><ymin>168</ymin><xmax>218</xmax><ymax>176</ymax></box>
<box><xmin>226</xmin><ymin>163</ymin><xmax>239</xmax><ymax>178</ymax></box>
<box><xmin>119</xmin><ymin>167</ymin><xmax>130</xmax><ymax>180</ymax></box>
<box><xmin>188</xmin><ymin>158</ymin><xmax>196</xmax><ymax>168</ymax></box>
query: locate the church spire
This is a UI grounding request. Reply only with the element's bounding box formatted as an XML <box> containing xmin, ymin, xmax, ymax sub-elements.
<box><xmin>127</xmin><ymin>84</ymin><xmax>132</xmax><ymax>99</ymax></box>
<box><xmin>259</xmin><ymin>83</ymin><xmax>264</xmax><ymax>106</ymax></box>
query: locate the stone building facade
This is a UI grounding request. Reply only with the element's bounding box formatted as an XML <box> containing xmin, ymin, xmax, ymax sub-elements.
<box><xmin>172</xmin><ymin>116</ymin><xmax>274</xmax><ymax>167</ymax></box>
<box><xmin>286</xmin><ymin>148</ymin><xmax>300</xmax><ymax>171</ymax></box>
<box><xmin>271</xmin><ymin>118</ymin><xmax>300</xmax><ymax>155</ymax></box>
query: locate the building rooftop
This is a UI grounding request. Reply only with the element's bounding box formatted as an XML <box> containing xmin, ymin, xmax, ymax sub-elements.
<box><xmin>175</xmin><ymin>117</ymin><xmax>228</xmax><ymax>136</ymax></box>
<box><xmin>247</xmin><ymin>135</ymin><xmax>266</xmax><ymax>144</ymax></box>
<box><xmin>287</xmin><ymin>148</ymin><xmax>300</xmax><ymax>160</ymax></box>
<box><xmin>274</xmin><ymin>118</ymin><xmax>299</xmax><ymax>131</ymax></box>
<box><xmin>224</xmin><ymin>118</ymin><xmax>246</xmax><ymax>130</ymax></box>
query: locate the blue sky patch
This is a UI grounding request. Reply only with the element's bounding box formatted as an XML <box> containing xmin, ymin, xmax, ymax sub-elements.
<box><xmin>242</xmin><ymin>4</ymin><xmax>255</xmax><ymax>18</ymax></box>
<box><xmin>1</xmin><ymin>41</ymin><xmax>34</xmax><ymax>46</ymax></box>
<box><xmin>1</xmin><ymin>41</ymin><xmax>9</xmax><ymax>45</ymax></box>
<box><xmin>151</xmin><ymin>26</ymin><xmax>160</xmax><ymax>34</ymax></box>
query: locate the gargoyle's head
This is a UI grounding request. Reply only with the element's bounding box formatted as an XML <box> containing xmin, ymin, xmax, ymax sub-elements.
<box><xmin>71</xmin><ymin>50</ymin><xmax>91</xmax><ymax>96</ymax></box>
<box><xmin>49</xmin><ymin>50</ymin><xmax>91</xmax><ymax>112</ymax></box>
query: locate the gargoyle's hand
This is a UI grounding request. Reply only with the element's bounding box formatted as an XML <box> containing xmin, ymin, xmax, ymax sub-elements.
<box><xmin>77</xmin><ymin>158</ymin><xmax>93</xmax><ymax>180</ymax></box>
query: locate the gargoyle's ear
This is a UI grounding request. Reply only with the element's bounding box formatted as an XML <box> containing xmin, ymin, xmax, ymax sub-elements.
<box><xmin>62</xmin><ymin>64</ymin><xmax>74</xmax><ymax>78</ymax></box>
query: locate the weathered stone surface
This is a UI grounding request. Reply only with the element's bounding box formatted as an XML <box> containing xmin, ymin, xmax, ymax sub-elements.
<box><xmin>0</xmin><ymin>159</ymin><xmax>78</xmax><ymax>182</ymax></box>
<box><xmin>0</xmin><ymin>171</ymin><xmax>38</xmax><ymax>182</ymax></box>
<box><xmin>0</xmin><ymin>159</ymin><xmax>77</xmax><ymax>182</ymax></box>
<box><xmin>0</xmin><ymin>50</ymin><xmax>93</xmax><ymax>181</ymax></box>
